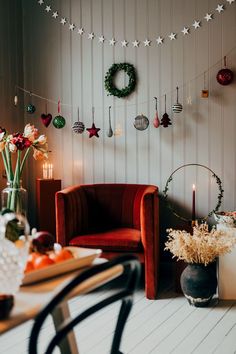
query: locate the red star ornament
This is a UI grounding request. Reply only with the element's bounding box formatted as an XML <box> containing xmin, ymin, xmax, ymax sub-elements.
<box><xmin>86</xmin><ymin>123</ymin><xmax>100</xmax><ymax>138</ymax></box>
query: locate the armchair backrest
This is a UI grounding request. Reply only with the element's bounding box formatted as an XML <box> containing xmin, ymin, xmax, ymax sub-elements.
<box><xmin>56</xmin><ymin>184</ymin><xmax>158</xmax><ymax>243</ymax></box>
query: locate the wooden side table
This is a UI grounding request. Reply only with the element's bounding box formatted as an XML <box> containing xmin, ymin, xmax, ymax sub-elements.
<box><xmin>36</xmin><ymin>179</ymin><xmax>61</xmax><ymax>237</ymax></box>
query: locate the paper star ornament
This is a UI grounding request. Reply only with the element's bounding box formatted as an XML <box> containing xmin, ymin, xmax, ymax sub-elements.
<box><xmin>45</xmin><ymin>5</ymin><xmax>51</xmax><ymax>12</ymax></box>
<box><xmin>60</xmin><ymin>18</ymin><xmax>67</xmax><ymax>25</ymax></box>
<box><xmin>181</xmin><ymin>27</ymin><xmax>189</xmax><ymax>35</ymax></box>
<box><xmin>52</xmin><ymin>11</ymin><xmax>58</xmax><ymax>19</ymax></box>
<box><xmin>216</xmin><ymin>4</ymin><xmax>224</xmax><ymax>13</ymax></box>
<box><xmin>192</xmin><ymin>20</ymin><xmax>201</xmax><ymax>29</ymax></box>
<box><xmin>204</xmin><ymin>13</ymin><xmax>213</xmax><ymax>21</ymax></box>
<box><xmin>88</xmin><ymin>33</ymin><xmax>95</xmax><ymax>40</ymax></box>
<box><xmin>132</xmin><ymin>40</ymin><xmax>140</xmax><ymax>47</ymax></box>
<box><xmin>69</xmin><ymin>23</ymin><xmax>76</xmax><ymax>31</ymax></box>
<box><xmin>78</xmin><ymin>28</ymin><xmax>84</xmax><ymax>35</ymax></box>
<box><xmin>99</xmin><ymin>35</ymin><xmax>105</xmax><ymax>43</ymax></box>
<box><xmin>169</xmin><ymin>32</ymin><xmax>176</xmax><ymax>40</ymax></box>
<box><xmin>109</xmin><ymin>38</ymin><xmax>116</xmax><ymax>46</ymax></box>
<box><xmin>156</xmin><ymin>36</ymin><xmax>164</xmax><ymax>44</ymax></box>
<box><xmin>86</xmin><ymin>123</ymin><xmax>100</xmax><ymax>138</ymax></box>
<box><xmin>121</xmin><ymin>40</ymin><xmax>128</xmax><ymax>47</ymax></box>
<box><xmin>143</xmin><ymin>39</ymin><xmax>151</xmax><ymax>46</ymax></box>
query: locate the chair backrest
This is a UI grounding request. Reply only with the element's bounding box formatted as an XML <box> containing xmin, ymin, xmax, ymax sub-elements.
<box><xmin>56</xmin><ymin>183</ymin><xmax>158</xmax><ymax>239</ymax></box>
<box><xmin>29</xmin><ymin>254</ymin><xmax>141</xmax><ymax>354</ymax></box>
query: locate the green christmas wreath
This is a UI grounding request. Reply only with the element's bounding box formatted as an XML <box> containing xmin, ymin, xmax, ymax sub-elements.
<box><xmin>104</xmin><ymin>63</ymin><xmax>137</xmax><ymax>98</ymax></box>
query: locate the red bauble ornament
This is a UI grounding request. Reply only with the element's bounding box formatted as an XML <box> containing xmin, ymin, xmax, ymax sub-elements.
<box><xmin>216</xmin><ymin>56</ymin><xmax>234</xmax><ymax>86</ymax></box>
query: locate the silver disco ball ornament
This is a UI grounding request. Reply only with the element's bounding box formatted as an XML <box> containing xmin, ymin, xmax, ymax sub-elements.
<box><xmin>133</xmin><ymin>114</ymin><xmax>149</xmax><ymax>131</ymax></box>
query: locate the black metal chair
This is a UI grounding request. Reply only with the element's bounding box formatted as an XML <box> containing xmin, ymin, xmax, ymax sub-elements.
<box><xmin>29</xmin><ymin>254</ymin><xmax>141</xmax><ymax>354</ymax></box>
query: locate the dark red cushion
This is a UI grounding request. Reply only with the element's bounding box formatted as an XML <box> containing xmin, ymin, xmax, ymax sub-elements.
<box><xmin>69</xmin><ymin>228</ymin><xmax>142</xmax><ymax>252</ymax></box>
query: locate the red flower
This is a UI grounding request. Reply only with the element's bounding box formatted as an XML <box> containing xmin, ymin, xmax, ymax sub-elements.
<box><xmin>11</xmin><ymin>133</ymin><xmax>32</xmax><ymax>151</ymax></box>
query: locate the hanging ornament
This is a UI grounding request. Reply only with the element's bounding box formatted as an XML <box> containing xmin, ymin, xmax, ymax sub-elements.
<box><xmin>114</xmin><ymin>123</ymin><xmax>122</xmax><ymax>136</ymax></box>
<box><xmin>216</xmin><ymin>56</ymin><xmax>234</xmax><ymax>85</ymax></box>
<box><xmin>106</xmin><ymin>106</ymin><xmax>113</xmax><ymax>137</ymax></box>
<box><xmin>41</xmin><ymin>102</ymin><xmax>52</xmax><ymax>127</ymax></box>
<box><xmin>153</xmin><ymin>97</ymin><xmax>160</xmax><ymax>128</ymax></box>
<box><xmin>14</xmin><ymin>95</ymin><xmax>18</xmax><ymax>107</ymax></box>
<box><xmin>134</xmin><ymin>114</ymin><xmax>149</xmax><ymax>131</ymax></box>
<box><xmin>86</xmin><ymin>107</ymin><xmax>100</xmax><ymax>138</ymax></box>
<box><xmin>186</xmin><ymin>82</ymin><xmax>192</xmax><ymax>105</ymax></box>
<box><xmin>161</xmin><ymin>94</ymin><xmax>172</xmax><ymax>128</ymax></box>
<box><xmin>53</xmin><ymin>100</ymin><xmax>66</xmax><ymax>129</ymax></box>
<box><xmin>201</xmin><ymin>72</ymin><xmax>209</xmax><ymax>98</ymax></box>
<box><xmin>172</xmin><ymin>87</ymin><xmax>183</xmax><ymax>113</ymax></box>
<box><xmin>72</xmin><ymin>107</ymin><xmax>85</xmax><ymax>134</ymax></box>
<box><xmin>26</xmin><ymin>92</ymin><xmax>36</xmax><ymax>114</ymax></box>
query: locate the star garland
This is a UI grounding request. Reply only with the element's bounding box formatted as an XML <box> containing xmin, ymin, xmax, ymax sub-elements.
<box><xmin>37</xmin><ymin>0</ymin><xmax>235</xmax><ymax>48</ymax></box>
<box><xmin>162</xmin><ymin>164</ymin><xmax>224</xmax><ymax>222</ymax></box>
<box><xmin>104</xmin><ymin>63</ymin><xmax>136</xmax><ymax>98</ymax></box>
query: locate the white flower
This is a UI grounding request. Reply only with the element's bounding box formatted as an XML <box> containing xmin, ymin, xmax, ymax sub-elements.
<box><xmin>24</xmin><ymin>124</ymin><xmax>39</xmax><ymax>142</ymax></box>
<box><xmin>37</xmin><ymin>135</ymin><xmax>47</xmax><ymax>145</ymax></box>
<box><xmin>8</xmin><ymin>142</ymin><xmax>17</xmax><ymax>153</ymax></box>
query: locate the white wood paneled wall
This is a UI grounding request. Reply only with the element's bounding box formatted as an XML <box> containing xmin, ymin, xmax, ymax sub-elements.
<box><xmin>0</xmin><ymin>0</ymin><xmax>23</xmax><ymax>193</ymax></box>
<box><xmin>21</xmin><ymin>0</ymin><xmax>236</xmax><ymax>226</ymax></box>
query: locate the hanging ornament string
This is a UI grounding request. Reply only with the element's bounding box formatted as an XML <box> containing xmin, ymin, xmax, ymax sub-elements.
<box><xmin>36</xmin><ymin>0</ymin><xmax>235</xmax><ymax>48</ymax></box>
<box><xmin>86</xmin><ymin>107</ymin><xmax>100</xmax><ymax>138</ymax></box>
<box><xmin>41</xmin><ymin>100</ymin><xmax>52</xmax><ymax>127</ymax></box>
<box><xmin>201</xmin><ymin>72</ymin><xmax>209</xmax><ymax>98</ymax></box>
<box><xmin>161</xmin><ymin>94</ymin><xmax>171</xmax><ymax>127</ymax></box>
<box><xmin>52</xmin><ymin>100</ymin><xmax>66</xmax><ymax>129</ymax></box>
<box><xmin>14</xmin><ymin>42</ymin><xmax>236</xmax><ymax>112</ymax></box>
<box><xmin>153</xmin><ymin>97</ymin><xmax>160</xmax><ymax>128</ymax></box>
<box><xmin>107</xmin><ymin>106</ymin><xmax>113</xmax><ymax>137</ymax></box>
<box><xmin>172</xmin><ymin>87</ymin><xmax>183</xmax><ymax>113</ymax></box>
<box><xmin>72</xmin><ymin>107</ymin><xmax>85</xmax><ymax>134</ymax></box>
<box><xmin>58</xmin><ymin>100</ymin><xmax>61</xmax><ymax>114</ymax></box>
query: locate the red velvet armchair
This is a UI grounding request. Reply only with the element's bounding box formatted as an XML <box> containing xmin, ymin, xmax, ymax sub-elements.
<box><xmin>55</xmin><ymin>183</ymin><xmax>159</xmax><ymax>299</ymax></box>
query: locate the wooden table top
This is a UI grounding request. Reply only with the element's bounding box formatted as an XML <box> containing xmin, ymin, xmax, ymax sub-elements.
<box><xmin>0</xmin><ymin>258</ymin><xmax>122</xmax><ymax>335</ymax></box>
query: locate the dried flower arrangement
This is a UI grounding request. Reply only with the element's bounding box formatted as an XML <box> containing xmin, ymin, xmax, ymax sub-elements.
<box><xmin>165</xmin><ymin>223</ymin><xmax>236</xmax><ymax>266</ymax></box>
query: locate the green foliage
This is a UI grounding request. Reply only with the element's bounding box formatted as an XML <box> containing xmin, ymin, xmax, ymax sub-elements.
<box><xmin>104</xmin><ymin>63</ymin><xmax>137</xmax><ymax>98</ymax></box>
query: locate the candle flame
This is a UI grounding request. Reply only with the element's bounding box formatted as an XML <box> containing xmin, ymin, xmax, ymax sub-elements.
<box><xmin>192</xmin><ymin>184</ymin><xmax>196</xmax><ymax>191</ymax></box>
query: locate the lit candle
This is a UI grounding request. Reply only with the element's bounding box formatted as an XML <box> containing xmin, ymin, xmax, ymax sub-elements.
<box><xmin>192</xmin><ymin>184</ymin><xmax>196</xmax><ymax>222</ymax></box>
<box><xmin>49</xmin><ymin>164</ymin><xmax>53</xmax><ymax>179</ymax></box>
<box><xmin>42</xmin><ymin>163</ymin><xmax>47</xmax><ymax>179</ymax></box>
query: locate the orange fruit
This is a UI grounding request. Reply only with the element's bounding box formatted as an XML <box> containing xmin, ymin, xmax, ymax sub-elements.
<box><xmin>28</xmin><ymin>252</ymin><xmax>41</xmax><ymax>264</ymax></box>
<box><xmin>49</xmin><ymin>248</ymin><xmax>74</xmax><ymax>263</ymax></box>
<box><xmin>25</xmin><ymin>261</ymin><xmax>35</xmax><ymax>273</ymax></box>
<box><xmin>34</xmin><ymin>255</ymin><xmax>55</xmax><ymax>270</ymax></box>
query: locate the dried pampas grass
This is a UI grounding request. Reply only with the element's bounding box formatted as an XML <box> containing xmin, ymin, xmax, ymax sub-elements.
<box><xmin>165</xmin><ymin>223</ymin><xmax>236</xmax><ymax>266</ymax></box>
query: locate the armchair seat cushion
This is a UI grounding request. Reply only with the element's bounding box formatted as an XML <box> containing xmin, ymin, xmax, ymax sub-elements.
<box><xmin>69</xmin><ymin>228</ymin><xmax>142</xmax><ymax>252</ymax></box>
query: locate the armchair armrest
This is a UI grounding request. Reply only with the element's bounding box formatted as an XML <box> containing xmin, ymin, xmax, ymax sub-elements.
<box><xmin>56</xmin><ymin>185</ymin><xmax>89</xmax><ymax>246</ymax></box>
<box><xmin>140</xmin><ymin>186</ymin><xmax>159</xmax><ymax>299</ymax></box>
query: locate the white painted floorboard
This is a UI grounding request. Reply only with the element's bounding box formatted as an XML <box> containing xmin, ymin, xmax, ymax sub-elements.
<box><xmin>1</xmin><ymin>277</ymin><xmax>236</xmax><ymax>354</ymax></box>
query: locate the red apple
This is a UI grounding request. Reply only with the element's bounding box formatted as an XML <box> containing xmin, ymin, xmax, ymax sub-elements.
<box><xmin>32</xmin><ymin>231</ymin><xmax>54</xmax><ymax>254</ymax></box>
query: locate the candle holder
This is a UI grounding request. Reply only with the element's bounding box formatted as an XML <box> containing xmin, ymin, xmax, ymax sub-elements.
<box><xmin>162</xmin><ymin>163</ymin><xmax>224</xmax><ymax>223</ymax></box>
<box><xmin>42</xmin><ymin>162</ymin><xmax>53</xmax><ymax>180</ymax></box>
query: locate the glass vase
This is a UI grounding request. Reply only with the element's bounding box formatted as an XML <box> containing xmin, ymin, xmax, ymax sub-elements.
<box><xmin>1</xmin><ymin>181</ymin><xmax>28</xmax><ymax>217</ymax></box>
<box><xmin>0</xmin><ymin>213</ymin><xmax>30</xmax><ymax>318</ymax></box>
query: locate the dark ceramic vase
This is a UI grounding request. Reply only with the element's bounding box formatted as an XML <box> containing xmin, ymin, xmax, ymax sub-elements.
<box><xmin>180</xmin><ymin>263</ymin><xmax>217</xmax><ymax>307</ymax></box>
